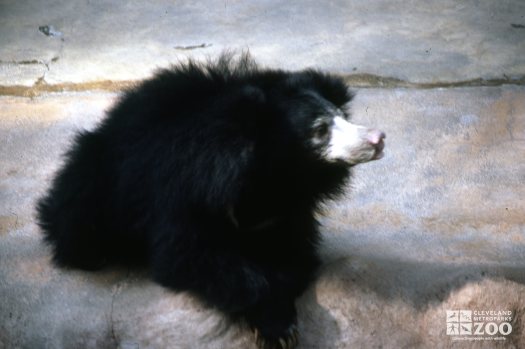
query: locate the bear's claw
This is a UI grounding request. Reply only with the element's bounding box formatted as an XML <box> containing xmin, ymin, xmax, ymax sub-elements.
<box><xmin>254</xmin><ymin>324</ymin><xmax>299</xmax><ymax>349</ymax></box>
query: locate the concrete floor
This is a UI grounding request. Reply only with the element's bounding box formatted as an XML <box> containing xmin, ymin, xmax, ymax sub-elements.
<box><xmin>1</xmin><ymin>1</ymin><xmax>524</xmax><ymax>348</ymax></box>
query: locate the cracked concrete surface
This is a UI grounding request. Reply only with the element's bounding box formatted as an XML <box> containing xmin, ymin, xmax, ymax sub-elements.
<box><xmin>1</xmin><ymin>0</ymin><xmax>524</xmax><ymax>87</ymax></box>
<box><xmin>1</xmin><ymin>1</ymin><xmax>524</xmax><ymax>348</ymax></box>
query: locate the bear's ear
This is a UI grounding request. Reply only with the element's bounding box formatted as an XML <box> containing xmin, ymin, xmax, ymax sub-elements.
<box><xmin>292</xmin><ymin>70</ymin><xmax>354</xmax><ymax>108</ymax></box>
<box><xmin>238</xmin><ymin>85</ymin><xmax>266</xmax><ymax>105</ymax></box>
<box><xmin>229</xmin><ymin>85</ymin><xmax>267</xmax><ymax>131</ymax></box>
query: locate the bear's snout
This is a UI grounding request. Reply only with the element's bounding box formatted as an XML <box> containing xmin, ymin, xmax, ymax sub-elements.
<box><xmin>325</xmin><ymin>117</ymin><xmax>386</xmax><ymax>165</ymax></box>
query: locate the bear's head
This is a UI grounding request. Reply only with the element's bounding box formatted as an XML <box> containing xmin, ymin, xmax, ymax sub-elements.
<box><xmin>279</xmin><ymin>86</ymin><xmax>385</xmax><ymax>167</ymax></box>
<box><xmin>250</xmin><ymin>70</ymin><xmax>386</xmax><ymax>170</ymax></box>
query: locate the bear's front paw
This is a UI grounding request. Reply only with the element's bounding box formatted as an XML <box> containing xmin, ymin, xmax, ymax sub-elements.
<box><xmin>254</xmin><ymin>324</ymin><xmax>299</xmax><ymax>349</ymax></box>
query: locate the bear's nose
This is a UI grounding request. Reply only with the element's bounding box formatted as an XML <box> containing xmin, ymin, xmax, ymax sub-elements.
<box><xmin>366</xmin><ymin>129</ymin><xmax>386</xmax><ymax>145</ymax></box>
<box><xmin>366</xmin><ymin>129</ymin><xmax>386</xmax><ymax>160</ymax></box>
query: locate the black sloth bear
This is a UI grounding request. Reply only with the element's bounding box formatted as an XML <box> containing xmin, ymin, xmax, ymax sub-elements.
<box><xmin>37</xmin><ymin>53</ymin><xmax>385</xmax><ymax>349</ymax></box>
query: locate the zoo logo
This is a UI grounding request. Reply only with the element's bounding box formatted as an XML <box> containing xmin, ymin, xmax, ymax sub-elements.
<box><xmin>446</xmin><ymin>310</ymin><xmax>513</xmax><ymax>337</ymax></box>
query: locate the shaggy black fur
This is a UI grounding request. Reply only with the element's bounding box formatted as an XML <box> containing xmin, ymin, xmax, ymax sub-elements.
<box><xmin>37</xmin><ymin>54</ymin><xmax>354</xmax><ymax>349</ymax></box>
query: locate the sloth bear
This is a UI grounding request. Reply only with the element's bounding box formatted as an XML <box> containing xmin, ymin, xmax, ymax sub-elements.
<box><xmin>37</xmin><ymin>53</ymin><xmax>385</xmax><ymax>349</ymax></box>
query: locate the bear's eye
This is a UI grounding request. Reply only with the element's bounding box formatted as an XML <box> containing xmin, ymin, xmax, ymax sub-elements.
<box><xmin>314</xmin><ymin>123</ymin><xmax>330</xmax><ymax>139</ymax></box>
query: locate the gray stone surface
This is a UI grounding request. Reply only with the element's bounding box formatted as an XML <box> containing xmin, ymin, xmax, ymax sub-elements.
<box><xmin>1</xmin><ymin>0</ymin><xmax>525</xmax><ymax>348</ymax></box>
<box><xmin>1</xmin><ymin>86</ymin><xmax>524</xmax><ymax>348</ymax></box>
<box><xmin>0</xmin><ymin>0</ymin><xmax>524</xmax><ymax>87</ymax></box>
